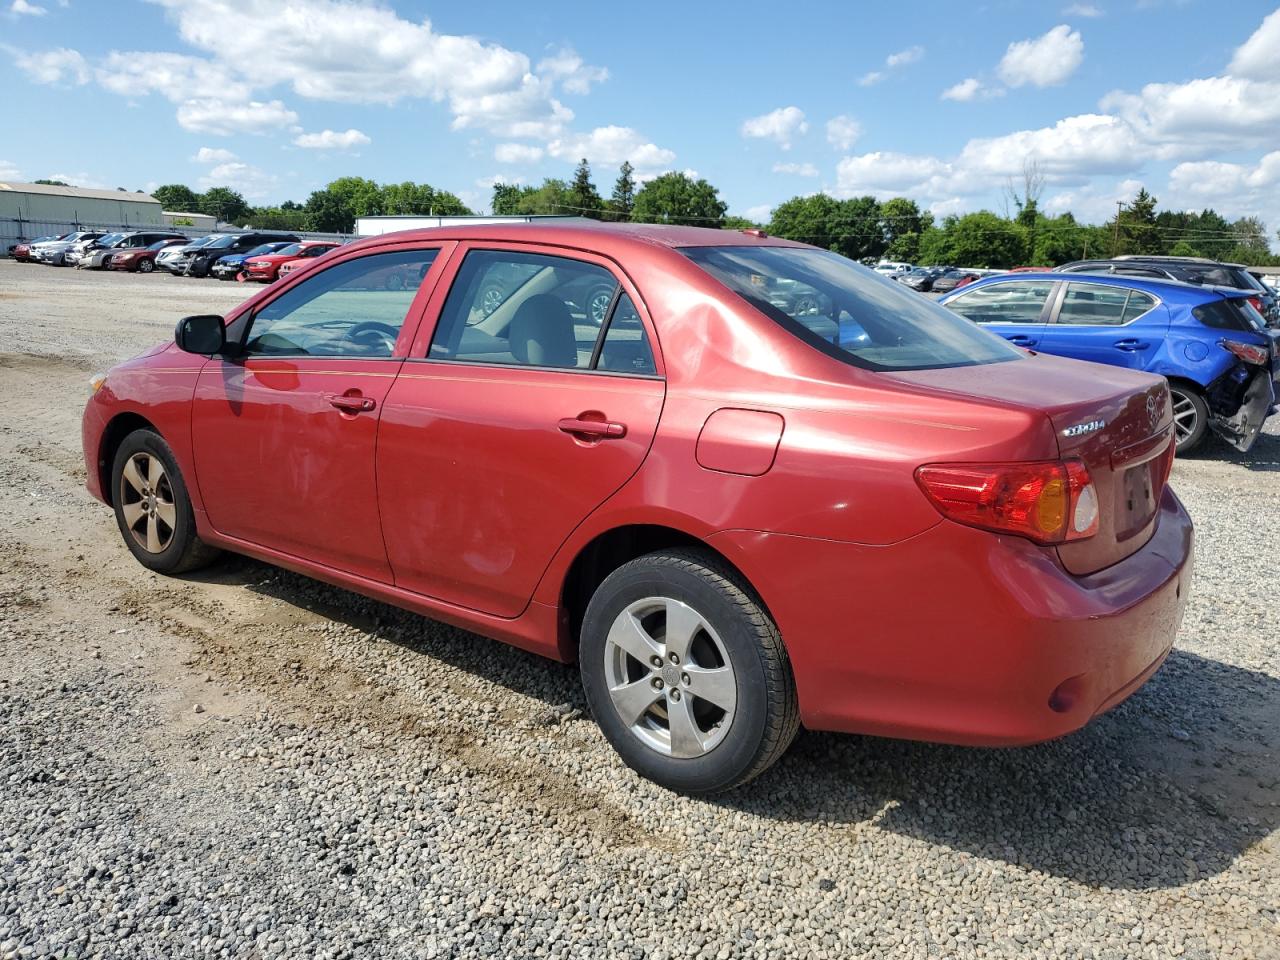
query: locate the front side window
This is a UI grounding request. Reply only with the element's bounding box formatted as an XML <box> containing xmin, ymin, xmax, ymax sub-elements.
<box><xmin>242</xmin><ymin>249</ymin><xmax>438</xmax><ymax>358</ymax></box>
<box><xmin>945</xmin><ymin>280</ymin><xmax>1056</xmax><ymax>325</ymax></box>
<box><xmin>683</xmin><ymin>246</ymin><xmax>1021</xmax><ymax>370</ymax></box>
<box><xmin>429</xmin><ymin>251</ymin><xmax>621</xmax><ymax>370</ymax></box>
<box><xmin>1057</xmin><ymin>283</ymin><xmax>1155</xmax><ymax>326</ymax></box>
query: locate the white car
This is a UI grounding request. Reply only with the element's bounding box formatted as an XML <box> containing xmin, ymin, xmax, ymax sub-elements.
<box><xmin>874</xmin><ymin>261</ymin><xmax>913</xmax><ymax>280</ymax></box>
<box><xmin>31</xmin><ymin>231</ymin><xmax>107</xmax><ymax>266</ymax></box>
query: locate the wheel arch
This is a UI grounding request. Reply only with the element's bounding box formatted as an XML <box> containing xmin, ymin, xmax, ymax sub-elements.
<box><xmin>96</xmin><ymin>412</ymin><xmax>161</xmax><ymax>506</ymax></box>
<box><xmin>557</xmin><ymin>523</ymin><xmax>775</xmax><ymax>662</ymax></box>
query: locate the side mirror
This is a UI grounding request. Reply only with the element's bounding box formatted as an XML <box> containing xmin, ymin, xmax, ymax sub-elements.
<box><xmin>175</xmin><ymin>314</ymin><xmax>227</xmax><ymax>355</ymax></box>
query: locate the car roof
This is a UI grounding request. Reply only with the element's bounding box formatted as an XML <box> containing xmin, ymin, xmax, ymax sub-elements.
<box><xmin>345</xmin><ymin>221</ymin><xmax>808</xmax><ymax>258</ymax></box>
<box><xmin>949</xmin><ymin>270</ymin><xmax>1254</xmax><ymax>303</ymax></box>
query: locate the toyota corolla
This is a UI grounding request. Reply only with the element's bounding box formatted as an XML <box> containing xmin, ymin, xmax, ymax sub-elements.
<box><xmin>82</xmin><ymin>223</ymin><xmax>1193</xmax><ymax>793</ymax></box>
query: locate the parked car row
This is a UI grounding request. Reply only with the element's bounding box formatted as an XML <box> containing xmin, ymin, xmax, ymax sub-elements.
<box><xmin>10</xmin><ymin>230</ymin><xmax>344</xmax><ymax>284</ymax></box>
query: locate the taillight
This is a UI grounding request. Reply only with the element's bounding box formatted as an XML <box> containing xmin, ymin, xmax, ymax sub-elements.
<box><xmin>1247</xmin><ymin>296</ymin><xmax>1264</xmax><ymax>314</ymax></box>
<box><xmin>1221</xmin><ymin>339</ymin><xmax>1269</xmax><ymax>366</ymax></box>
<box><xmin>915</xmin><ymin>459</ymin><xmax>1099</xmax><ymax>545</ymax></box>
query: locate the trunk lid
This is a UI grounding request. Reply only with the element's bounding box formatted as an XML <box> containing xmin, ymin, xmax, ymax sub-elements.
<box><xmin>888</xmin><ymin>352</ymin><xmax>1175</xmax><ymax>576</ymax></box>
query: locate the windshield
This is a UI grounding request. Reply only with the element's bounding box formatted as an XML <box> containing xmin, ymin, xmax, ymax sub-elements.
<box><xmin>146</xmin><ymin>240</ymin><xmax>175</xmax><ymax>251</ymax></box>
<box><xmin>274</xmin><ymin>243</ymin><xmax>303</xmax><ymax>256</ymax></box>
<box><xmin>681</xmin><ymin>246</ymin><xmax>1022</xmax><ymax>371</ymax></box>
<box><xmin>203</xmin><ymin>235</ymin><xmax>243</xmax><ymax>249</ymax></box>
<box><xmin>244</xmin><ymin>243</ymin><xmax>282</xmax><ymax>256</ymax></box>
<box><xmin>95</xmin><ymin>233</ymin><xmax>125</xmax><ymax>247</ymax></box>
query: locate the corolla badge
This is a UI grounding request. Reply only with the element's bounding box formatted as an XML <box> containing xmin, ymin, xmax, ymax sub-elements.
<box><xmin>1062</xmin><ymin>419</ymin><xmax>1106</xmax><ymax>438</ymax></box>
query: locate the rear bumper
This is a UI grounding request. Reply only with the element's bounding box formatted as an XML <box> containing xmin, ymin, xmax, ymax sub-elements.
<box><xmin>710</xmin><ymin>485</ymin><xmax>1193</xmax><ymax>746</ymax></box>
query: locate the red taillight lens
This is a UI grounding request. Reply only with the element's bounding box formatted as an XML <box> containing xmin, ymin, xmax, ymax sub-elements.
<box><xmin>1221</xmin><ymin>339</ymin><xmax>1269</xmax><ymax>366</ymax></box>
<box><xmin>1247</xmin><ymin>296</ymin><xmax>1264</xmax><ymax>314</ymax></box>
<box><xmin>915</xmin><ymin>459</ymin><xmax>1099</xmax><ymax>544</ymax></box>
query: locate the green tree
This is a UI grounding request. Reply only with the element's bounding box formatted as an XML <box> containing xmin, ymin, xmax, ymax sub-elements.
<box><xmin>1229</xmin><ymin>216</ymin><xmax>1270</xmax><ymax>263</ymax></box>
<box><xmin>246</xmin><ymin>205</ymin><xmax>309</xmax><ymax>231</ymax></box>
<box><xmin>768</xmin><ymin>194</ymin><xmax>845</xmax><ymax>250</ymax></box>
<box><xmin>379</xmin><ymin>181</ymin><xmax>470</xmax><ymax>216</ymax></box>
<box><xmin>721</xmin><ymin>215</ymin><xmax>764</xmax><ymax>231</ymax></box>
<box><xmin>921</xmin><ymin>211</ymin><xmax>1027</xmax><ymax>268</ymax></box>
<box><xmin>1110</xmin><ymin>188</ymin><xmax>1161</xmax><ymax>256</ymax></box>
<box><xmin>199</xmin><ymin>186</ymin><xmax>249</xmax><ymax>224</ymax></box>
<box><xmin>33</xmin><ymin>179</ymin><xmax>70</xmax><ymax>186</ymax></box>
<box><xmin>879</xmin><ymin>197</ymin><xmax>932</xmax><ymax>262</ymax></box>
<box><xmin>303</xmin><ymin>188</ymin><xmax>354</xmax><ymax>232</ymax></box>
<box><xmin>1030</xmin><ymin>212</ymin><xmax>1083</xmax><ymax>266</ymax></box>
<box><xmin>568</xmin><ymin>159</ymin><xmax>603</xmax><ymax>218</ymax></box>
<box><xmin>607</xmin><ymin>161</ymin><xmax>636</xmax><ymax>221</ymax></box>
<box><xmin>630</xmin><ymin>172</ymin><xmax>727</xmax><ymax>226</ymax></box>
<box><xmin>152</xmin><ymin>184</ymin><xmax>201</xmax><ymax>211</ymax></box>
<box><xmin>491</xmin><ymin>182</ymin><xmax>523</xmax><ymax>215</ymax></box>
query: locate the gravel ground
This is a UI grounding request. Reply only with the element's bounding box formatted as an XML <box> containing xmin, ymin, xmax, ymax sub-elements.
<box><xmin>0</xmin><ymin>260</ymin><xmax>1277</xmax><ymax>959</ymax></box>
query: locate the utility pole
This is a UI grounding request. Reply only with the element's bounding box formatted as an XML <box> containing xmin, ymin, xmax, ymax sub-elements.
<box><xmin>1111</xmin><ymin>200</ymin><xmax>1126</xmax><ymax>257</ymax></box>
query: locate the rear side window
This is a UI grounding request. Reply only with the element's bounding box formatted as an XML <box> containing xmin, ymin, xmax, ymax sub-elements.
<box><xmin>1057</xmin><ymin>283</ymin><xmax>1156</xmax><ymax>325</ymax></box>
<box><xmin>429</xmin><ymin>250</ymin><xmax>656</xmax><ymax>377</ymax></box>
<box><xmin>1193</xmin><ymin>299</ymin><xmax>1266</xmax><ymax>332</ymax></box>
<box><xmin>682</xmin><ymin>246</ymin><xmax>1020</xmax><ymax>371</ymax></box>
<box><xmin>946</xmin><ymin>281</ymin><xmax>1056</xmax><ymax>325</ymax></box>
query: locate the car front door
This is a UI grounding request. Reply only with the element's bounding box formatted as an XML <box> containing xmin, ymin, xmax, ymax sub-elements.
<box><xmin>1039</xmin><ymin>281</ymin><xmax>1165</xmax><ymax>371</ymax></box>
<box><xmin>376</xmin><ymin>244</ymin><xmax>666</xmax><ymax>617</ymax></box>
<box><xmin>942</xmin><ymin>279</ymin><xmax>1057</xmax><ymax>349</ymax></box>
<box><xmin>190</xmin><ymin>244</ymin><xmax>450</xmax><ymax>581</ymax></box>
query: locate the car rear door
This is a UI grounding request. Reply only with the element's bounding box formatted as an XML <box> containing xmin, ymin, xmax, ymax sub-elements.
<box><xmin>190</xmin><ymin>242</ymin><xmax>452</xmax><ymax>581</ymax></box>
<box><xmin>376</xmin><ymin>242</ymin><xmax>666</xmax><ymax>618</ymax></box>
<box><xmin>1039</xmin><ymin>280</ymin><xmax>1167</xmax><ymax>371</ymax></box>
<box><xmin>942</xmin><ymin>278</ymin><xmax>1057</xmax><ymax>349</ymax></box>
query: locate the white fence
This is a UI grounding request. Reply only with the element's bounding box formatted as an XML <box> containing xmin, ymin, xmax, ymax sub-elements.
<box><xmin>2</xmin><ymin>216</ymin><xmax>352</xmax><ymax>256</ymax></box>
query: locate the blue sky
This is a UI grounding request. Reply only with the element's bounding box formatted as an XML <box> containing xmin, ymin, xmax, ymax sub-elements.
<box><xmin>5</xmin><ymin>0</ymin><xmax>1280</xmax><ymax>233</ymax></box>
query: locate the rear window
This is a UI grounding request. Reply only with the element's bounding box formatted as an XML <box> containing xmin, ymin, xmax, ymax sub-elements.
<box><xmin>681</xmin><ymin>246</ymin><xmax>1021</xmax><ymax>371</ymax></box>
<box><xmin>1193</xmin><ymin>298</ymin><xmax>1266</xmax><ymax>332</ymax></box>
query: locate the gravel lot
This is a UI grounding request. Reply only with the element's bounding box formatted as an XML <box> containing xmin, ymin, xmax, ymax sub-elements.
<box><xmin>1</xmin><ymin>260</ymin><xmax>1277</xmax><ymax>959</ymax></box>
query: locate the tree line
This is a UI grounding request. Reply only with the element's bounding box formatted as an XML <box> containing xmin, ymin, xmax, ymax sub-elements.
<box><xmin>150</xmin><ymin>163</ymin><xmax>1280</xmax><ymax>267</ymax></box>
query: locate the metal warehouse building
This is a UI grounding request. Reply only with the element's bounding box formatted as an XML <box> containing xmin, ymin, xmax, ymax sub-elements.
<box><xmin>1</xmin><ymin>181</ymin><xmax>164</xmax><ymax>253</ymax></box>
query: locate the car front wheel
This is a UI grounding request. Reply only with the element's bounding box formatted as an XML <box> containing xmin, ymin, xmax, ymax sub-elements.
<box><xmin>1169</xmin><ymin>384</ymin><xmax>1209</xmax><ymax>455</ymax></box>
<box><xmin>580</xmin><ymin>549</ymin><xmax>800</xmax><ymax>794</ymax></box>
<box><xmin>137</xmin><ymin>259</ymin><xmax>154</xmax><ymax>273</ymax></box>
<box><xmin>111</xmin><ymin>430</ymin><xmax>220</xmax><ymax>574</ymax></box>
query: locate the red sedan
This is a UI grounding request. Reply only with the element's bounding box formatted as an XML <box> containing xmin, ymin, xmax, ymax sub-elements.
<box><xmin>241</xmin><ymin>240</ymin><xmax>339</xmax><ymax>282</ymax></box>
<box><xmin>81</xmin><ymin>223</ymin><xmax>1192</xmax><ymax>793</ymax></box>
<box><xmin>107</xmin><ymin>238</ymin><xmax>188</xmax><ymax>273</ymax></box>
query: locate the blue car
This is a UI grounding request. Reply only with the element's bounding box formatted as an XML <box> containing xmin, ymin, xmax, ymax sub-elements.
<box><xmin>209</xmin><ymin>242</ymin><xmax>295</xmax><ymax>281</ymax></box>
<box><xmin>939</xmin><ymin>272</ymin><xmax>1280</xmax><ymax>454</ymax></box>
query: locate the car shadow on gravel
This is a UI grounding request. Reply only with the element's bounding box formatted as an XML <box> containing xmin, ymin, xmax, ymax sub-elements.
<box><xmin>720</xmin><ymin>649</ymin><xmax>1279</xmax><ymax>891</ymax></box>
<box><xmin>188</xmin><ymin>558</ymin><xmax>1276</xmax><ymax>892</ymax></box>
<box><xmin>1208</xmin><ymin>427</ymin><xmax>1280</xmax><ymax>471</ymax></box>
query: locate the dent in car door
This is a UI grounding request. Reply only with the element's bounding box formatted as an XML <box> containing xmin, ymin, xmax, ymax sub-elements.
<box><xmin>376</xmin><ymin>244</ymin><xmax>665</xmax><ymax>618</ymax></box>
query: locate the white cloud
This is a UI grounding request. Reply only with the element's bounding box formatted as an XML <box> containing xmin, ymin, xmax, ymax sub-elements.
<box><xmin>176</xmin><ymin>98</ymin><xmax>298</xmax><ymax>135</ymax></box>
<box><xmin>494</xmin><ymin>142</ymin><xmax>545</xmax><ymax>164</ymax></box>
<box><xmin>43</xmin><ymin>171</ymin><xmax>108</xmax><ymax>189</ymax></box>
<box><xmin>826</xmin><ymin>115</ymin><xmax>861</xmax><ymax>151</ymax></box>
<box><xmin>772</xmin><ymin>162</ymin><xmax>819</xmax><ymax>177</ymax></box>
<box><xmin>886</xmin><ymin>45</ymin><xmax>924</xmax><ymax>68</ymax></box>
<box><xmin>957</xmin><ymin>114</ymin><xmax>1141</xmax><ymax>178</ymax></box>
<box><xmin>0</xmin><ymin>160</ymin><xmax>22</xmax><ymax>180</ymax></box>
<box><xmin>10</xmin><ymin>0</ymin><xmax>47</xmax><ymax>15</ymax></box>
<box><xmin>198</xmin><ymin>161</ymin><xmax>276</xmax><ymax>201</ymax></box>
<box><xmin>741</xmin><ymin>106</ymin><xmax>808</xmax><ymax>149</ymax></box>
<box><xmin>192</xmin><ymin>146</ymin><xmax>237</xmax><ymax>164</ymax></box>
<box><xmin>94</xmin><ymin>51</ymin><xmax>250</xmax><ymax>102</ymax></box>
<box><xmin>14</xmin><ymin>48</ymin><xmax>89</xmax><ymax>85</ymax></box>
<box><xmin>293</xmin><ymin>128</ymin><xmax>370</xmax><ymax>149</ymax></box>
<box><xmin>1228</xmin><ymin>7</ymin><xmax>1280</xmax><ymax>80</ymax></box>
<box><xmin>744</xmin><ymin>203</ymin><xmax>773</xmax><ymax>222</ymax></box>
<box><xmin>476</xmin><ymin>174</ymin><xmax>524</xmax><ymax>189</ymax></box>
<box><xmin>547</xmin><ymin>125</ymin><xmax>676</xmax><ymax>171</ymax></box>
<box><xmin>1165</xmin><ymin>151</ymin><xmax>1280</xmax><ymax>228</ymax></box>
<box><xmin>537</xmin><ymin>48</ymin><xmax>608</xmax><ymax>95</ymax></box>
<box><xmin>1062</xmin><ymin>3</ymin><xmax>1103</xmax><ymax>16</ymax></box>
<box><xmin>835</xmin><ymin>151</ymin><xmax>952</xmax><ymax>197</ymax></box>
<box><xmin>941</xmin><ymin>78</ymin><xmax>982</xmax><ymax>102</ymax></box>
<box><xmin>998</xmin><ymin>25</ymin><xmax>1084</xmax><ymax>88</ymax></box>
<box><xmin>1101</xmin><ymin>75</ymin><xmax>1280</xmax><ymax>155</ymax></box>
<box><xmin>857</xmin><ymin>71</ymin><xmax>883</xmax><ymax>87</ymax></box>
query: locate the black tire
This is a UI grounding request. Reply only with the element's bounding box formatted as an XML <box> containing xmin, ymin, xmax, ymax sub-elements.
<box><xmin>110</xmin><ymin>429</ymin><xmax>220</xmax><ymax>575</ymax></box>
<box><xmin>137</xmin><ymin>259</ymin><xmax>154</xmax><ymax>273</ymax></box>
<box><xmin>580</xmin><ymin>548</ymin><xmax>800</xmax><ymax>794</ymax></box>
<box><xmin>1169</xmin><ymin>384</ymin><xmax>1209</xmax><ymax>455</ymax></box>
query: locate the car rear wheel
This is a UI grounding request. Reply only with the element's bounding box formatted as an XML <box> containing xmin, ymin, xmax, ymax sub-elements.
<box><xmin>111</xmin><ymin>430</ymin><xmax>220</xmax><ymax>575</ymax></box>
<box><xmin>580</xmin><ymin>549</ymin><xmax>799</xmax><ymax>794</ymax></box>
<box><xmin>1169</xmin><ymin>384</ymin><xmax>1209</xmax><ymax>455</ymax></box>
<box><xmin>137</xmin><ymin>259</ymin><xmax>154</xmax><ymax>273</ymax></box>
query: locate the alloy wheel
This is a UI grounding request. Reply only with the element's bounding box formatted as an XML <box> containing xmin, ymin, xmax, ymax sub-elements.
<box><xmin>1170</xmin><ymin>389</ymin><xmax>1199</xmax><ymax>446</ymax></box>
<box><xmin>602</xmin><ymin>597</ymin><xmax>738</xmax><ymax>759</ymax></box>
<box><xmin>588</xmin><ymin>289</ymin><xmax>613</xmax><ymax>326</ymax></box>
<box><xmin>118</xmin><ymin>452</ymin><xmax>176</xmax><ymax>554</ymax></box>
